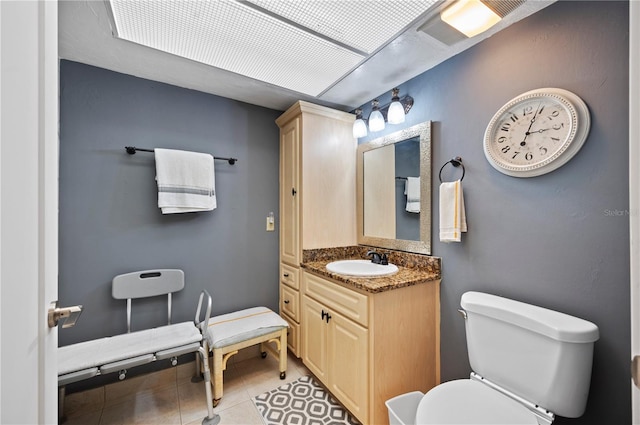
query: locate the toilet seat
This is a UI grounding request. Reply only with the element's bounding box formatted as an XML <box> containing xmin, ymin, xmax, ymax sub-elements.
<box><xmin>415</xmin><ymin>379</ymin><xmax>539</xmax><ymax>424</ymax></box>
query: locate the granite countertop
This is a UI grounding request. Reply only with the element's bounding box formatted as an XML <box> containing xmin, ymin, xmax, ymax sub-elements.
<box><xmin>301</xmin><ymin>246</ymin><xmax>441</xmax><ymax>294</ymax></box>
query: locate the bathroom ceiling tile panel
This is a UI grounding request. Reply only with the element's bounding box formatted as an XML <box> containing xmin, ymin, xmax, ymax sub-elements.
<box><xmin>62</xmin><ymin>1</ymin><xmax>556</xmax><ymax>110</ymax></box>
<box><xmin>245</xmin><ymin>0</ymin><xmax>439</xmax><ymax>55</ymax></box>
<box><xmin>109</xmin><ymin>0</ymin><xmax>365</xmax><ymax>96</ymax></box>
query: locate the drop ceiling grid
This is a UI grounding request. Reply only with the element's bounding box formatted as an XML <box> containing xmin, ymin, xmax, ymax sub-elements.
<box><xmin>248</xmin><ymin>0</ymin><xmax>439</xmax><ymax>54</ymax></box>
<box><xmin>109</xmin><ymin>0</ymin><xmax>365</xmax><ymax>96</ymax></box>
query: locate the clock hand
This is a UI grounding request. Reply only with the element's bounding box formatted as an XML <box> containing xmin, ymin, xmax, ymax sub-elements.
<box><xmin>526</xmin><ymin>128</ymin><xmax>551</xmax><ymax>135</ymax></box>
<box><xmin>520</xmin><ymin>103</ymin><xmax>543</xmax><ymax>146</ymax></box>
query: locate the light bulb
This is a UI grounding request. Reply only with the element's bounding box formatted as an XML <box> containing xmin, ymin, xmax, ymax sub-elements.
<box><xmin>387</xmin><ymin>101</ymin><xmax>405</xmax><ymax>124</ymax></box>
<box><xmin>368</xmin><ymin>100</ymin><xmax>385</xmax><ymax>132</ymax></box>
<box><xmin>387</xmin><ymin>88</ymin><xmax>405</xmax><ymax>124</ymax></box>
<box><xmin>353</xmin><ymin>118</ymin><xmax>368</xmax><ymax>138</ymax></box>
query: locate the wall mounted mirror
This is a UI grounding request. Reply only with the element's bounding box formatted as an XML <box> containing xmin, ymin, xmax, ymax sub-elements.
<box><xmin>357</xmin><ymin>121</ymin><xmax>432</xmax><ymax>254</ymax></box>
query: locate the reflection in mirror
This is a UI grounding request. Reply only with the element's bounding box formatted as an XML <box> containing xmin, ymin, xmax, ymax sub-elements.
<box><xmin>393</xmin><ymin>137</ymin><xmax>421</xmax><ymax>241</ymax></box>
<box><xmin>357</xmin><ymin>121</ymin><xmax>431</xmax><ymax>255</ymax></box>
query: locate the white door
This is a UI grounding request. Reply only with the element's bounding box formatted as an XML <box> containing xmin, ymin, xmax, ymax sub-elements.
<box><xmin>0</xmin><ymin>1</ymin><xmax>59</xmax><ymax>423</ymax></box>
<box><xmin>631</xmin><ymin>1</ymin><xmax>640</xmax><ymax>423</ymax></box>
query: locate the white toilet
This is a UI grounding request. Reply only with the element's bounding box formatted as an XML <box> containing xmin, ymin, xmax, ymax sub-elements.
<box><xmin>387</xmin><ymin>291</ymin><xmax>599</xmax><ymax>425</ymax></box>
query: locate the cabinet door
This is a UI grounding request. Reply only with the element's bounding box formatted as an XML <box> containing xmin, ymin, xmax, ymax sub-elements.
<box><xmin>280</xmin><ymin>283</ymin><xmax>299</xmax><ymax>322</ymax></box>
<box><xmin>302</xmin><ymin>295</ymin><xmax>328</xmax><ymax>384</ymax></box>
<box><xmin>280</xmin><ymin>263</ymin><xmax>299</xmax><ymax>290</ymax></box>
<box><xmin>279</xmin><ymin>313</ymin><xmax>300</xmax><ymax>357</ymax></box>
<box><xmin>329</xmin><ymin>311</ymin><xmax>369</xmax><ymax>423</ymax></box>
<box><xmin>279</xmin><ymin>117</ymin><xmax>300</xmax><ymax>266</ymax></box>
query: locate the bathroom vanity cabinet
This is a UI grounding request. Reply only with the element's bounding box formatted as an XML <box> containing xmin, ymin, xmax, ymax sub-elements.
<box><xmin>302</xmin><ymin>271</ymin><xmax>369</xmax><ymax>421</ymax></box>
<box><xmin>301</xmin><ymin>269</ymin><xmax>441</xmax><ymax>425</ymax></box>
<box><xmin>276</xmin><ymin>101</ymin><xmax>357</xmax><ymax>357</ymax></box>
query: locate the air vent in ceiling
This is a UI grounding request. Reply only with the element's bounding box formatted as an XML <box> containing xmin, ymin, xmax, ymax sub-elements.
<box><xmin>417</xmin><ymin>0</ymin><xmax>526</xmax><ymax>46</ymax></box>
<box><xmin>482</xmin><ymin>0</ymin><xmax>527</xmax><ymax>18</ymax></box>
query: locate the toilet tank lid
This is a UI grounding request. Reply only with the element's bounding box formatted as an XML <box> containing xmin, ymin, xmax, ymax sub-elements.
<box><xmin>461</xmin><ymin>292</ymin><xmax>599</xmax><ymax>343</ymax></box>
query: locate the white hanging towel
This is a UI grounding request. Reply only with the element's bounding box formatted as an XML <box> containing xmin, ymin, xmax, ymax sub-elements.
<box><xmin>439</xmin><ymin>180</ymin><xmax>467</xmax><ymax>242</ymax></box>
<box><xmin>154</xmin><ymin>148</ymin><xmax>216</xmax><ymax>214</ymax></box>
<box><xmin>404</xmin><ymin>176</ymin><xmax>421</xmax><ymax>213</ymax></box>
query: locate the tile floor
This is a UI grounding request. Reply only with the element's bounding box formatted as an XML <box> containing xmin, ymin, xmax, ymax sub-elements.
<box><xmin>61</xmin><ymin>347</ymin><xmax>311</xmax><ymax>425</ymax></box>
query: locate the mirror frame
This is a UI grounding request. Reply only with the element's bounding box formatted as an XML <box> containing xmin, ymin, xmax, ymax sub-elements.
<box><xmin>357</xmin><ymin>121</ymin><xmax>432</xmax><ymax>254</ymax></box>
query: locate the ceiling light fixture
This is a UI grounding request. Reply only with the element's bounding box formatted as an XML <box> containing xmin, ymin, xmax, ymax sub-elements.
<box><xmin>105</xmin><ymin>0</ymin><xmax>438</xmax><ymax>98</ymax></box>
<box><xmin>352</xmin><ymin>88</ymin><xmax>414</xmax><ymax>137</ymax></box>
<box><xmin>440</xmin><ymin>0</ymin><xmax>501</xmax><ymax>38</ymax></box>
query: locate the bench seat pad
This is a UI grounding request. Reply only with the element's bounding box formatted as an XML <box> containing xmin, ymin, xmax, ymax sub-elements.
<box><xmin>203</xmin><ymin>307</ymin><xmax>288</xmax><ymax>349</ymax></box>
<box><xmin>58</xmin><ymin>321</ymin><xmax>201</xmax><ymax>375</ymax></box>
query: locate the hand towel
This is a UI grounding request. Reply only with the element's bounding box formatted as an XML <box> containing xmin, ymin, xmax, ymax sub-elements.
<box><xmin>404</xmin><ymin>176</ymin><xmax>421</xmax><ymax>213</ymax></box>
<box><xmin>439</xmin><ymin>180</ymin><xmax>467</xmax><ymax>242</ymax></box>
<box><xmin>155</xmin><ymin>148</ymin><xmax>216</xmax><ymax>214</ymax></box>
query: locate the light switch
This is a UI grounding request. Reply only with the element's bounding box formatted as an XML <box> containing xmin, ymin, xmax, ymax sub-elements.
<box><xmin>266</xmin><ymin>212</ymin><xmax>275</xmax><ymax>232</ymax></box>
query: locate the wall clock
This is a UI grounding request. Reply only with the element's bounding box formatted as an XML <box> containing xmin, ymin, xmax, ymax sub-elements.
<box><xmin>483</xmin><ymin>88</ymin><xmax>590</xmax><ymax>177</ymax></box>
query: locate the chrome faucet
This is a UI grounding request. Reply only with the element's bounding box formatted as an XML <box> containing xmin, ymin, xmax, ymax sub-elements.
<box><xmin>367</xmin><ymin>250</ymin><xmax>389</xmax><ymax>265</ymax></box>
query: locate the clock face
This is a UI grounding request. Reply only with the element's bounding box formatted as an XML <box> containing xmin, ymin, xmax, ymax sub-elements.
<box><xmin>483</xmin><ymin>88</ymin><xmax>590</xmax><ymax>177</ymax></box>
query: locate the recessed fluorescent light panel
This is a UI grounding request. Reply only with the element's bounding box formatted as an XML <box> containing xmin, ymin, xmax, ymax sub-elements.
<box><xmin>106</xmin><ymin>0</ymin><xmax>437</xmax><ymax>97</ymax></box>
<box><xmin>441</xmin><ymin>0</ymin><xmax>501</xmax><ymax>38</ymax></box>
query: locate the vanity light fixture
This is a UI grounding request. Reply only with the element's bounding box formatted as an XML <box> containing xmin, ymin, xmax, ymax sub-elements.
<box><xmin>440</xmin><ymin>0</ymin><xmax>501</xmax><ymax>38</ymax></box>
<box><xmin>368</xmin><ymin>100</ymin><xmax>386</xmax><ymax>132</ymax></box>
<box><xmin>387</xmin><ymin>88</ymin><xmax>406</xmax><ymax>124</ymax></box>
<box><xmin>352</xmin><ymin>88</ymin><xmax>414</xmax><ymax>137</ymax></box>
<box><xmin>353</xmin><ymin>109</ymin><xmax>368</xmax><ymax>138</ymax></box>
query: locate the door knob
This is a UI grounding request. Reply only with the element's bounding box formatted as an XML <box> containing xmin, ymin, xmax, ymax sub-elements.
<box><xmin>48</xmin><ymin>301</ymin><xmax>83</xmax><ymax>328</ymax></box>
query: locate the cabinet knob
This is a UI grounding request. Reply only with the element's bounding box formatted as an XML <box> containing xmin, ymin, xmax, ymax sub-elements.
<box><xmin>321</xmin><ymin>309</ymin><xmax>331</xmax><ymax>323</ymax></box>
<box><xmin>292</xmin><ymin>188</ymin><xmax>297</xmax><ymax>196</ymax></box>
<box><xmin>284</xmin><ymin>300</ymin><xmax>290</xmax><ymax>304</ymax></box>
<box><xmin>283</xmin><ymin>273</ymin><xmax>290</xmax><ymax>278</ymax></box>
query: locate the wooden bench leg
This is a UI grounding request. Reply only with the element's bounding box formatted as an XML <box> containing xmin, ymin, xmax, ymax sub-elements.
<box><xmin>213</xmin><ymin>348</ymin><xmax>223</xmax><ymax>407</ymax></box>
<box><xmin>279</xmin><ymin>328</ymin><xmax>287</xmax><ymax>379</ymax></box>
<box><xmin>260</xmin><ymin>330</ymin><xmax>288</xmax><ymax>380</ymax></box>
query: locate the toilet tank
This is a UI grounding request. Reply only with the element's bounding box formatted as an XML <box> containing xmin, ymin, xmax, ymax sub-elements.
<box><xmin>460</xmin><ymin>291</ymin><xmax>599</xmax><ymax>418</ymax></box>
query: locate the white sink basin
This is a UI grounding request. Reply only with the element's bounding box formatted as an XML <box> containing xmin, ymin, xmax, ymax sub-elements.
<box><xmin>326</xmin><ymin>260</ymin><xmax>398</xmax><ymax>277</ymax></box>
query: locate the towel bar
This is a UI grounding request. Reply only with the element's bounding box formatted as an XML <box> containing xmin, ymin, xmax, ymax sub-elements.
<box><xmin>125</xmin><ymin>146</ymin><xmax>237</xmax><ymax>165</ymax></box>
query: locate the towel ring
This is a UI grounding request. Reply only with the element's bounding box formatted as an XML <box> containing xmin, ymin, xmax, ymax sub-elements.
<box><xmin>439</xmin><ymin>157</ymin><xmax>465</xmax><ymax>183</ymax></box>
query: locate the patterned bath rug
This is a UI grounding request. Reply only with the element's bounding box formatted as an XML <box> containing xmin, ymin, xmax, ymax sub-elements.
<box><xmin>252</xmin><ymin>375</ymin><xmax>360</xmax><ymax>425</ymax></box>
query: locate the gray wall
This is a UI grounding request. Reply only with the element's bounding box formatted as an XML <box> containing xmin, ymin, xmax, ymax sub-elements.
<box><xmin>59</xmin><ymin>61</ymin><xmax>282</xmax><ymax>353</ymax></box>
<box><xmin>357</xmin><ymin>2</ymin><xmax>629</xmax><ymax>424</ymax></box>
